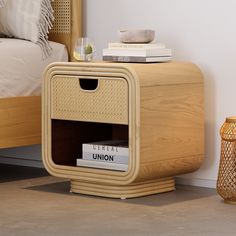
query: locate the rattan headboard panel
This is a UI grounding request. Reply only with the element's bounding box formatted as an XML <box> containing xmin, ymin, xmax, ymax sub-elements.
<box><xmin>49</xmin><ymin>0</ymin><xmax>83</xmax><ymax>61</ymax></box>
<box><xmin>51</xmin><ymin>0</ymin><xmax>71</xmax><ymax>34</ymax></box>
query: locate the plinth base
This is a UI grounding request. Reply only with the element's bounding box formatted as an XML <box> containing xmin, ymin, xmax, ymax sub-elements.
<box><xmin>70</xmin><ymin>177</ymin><xmax>175</xmax><ymax>199</ymax></box>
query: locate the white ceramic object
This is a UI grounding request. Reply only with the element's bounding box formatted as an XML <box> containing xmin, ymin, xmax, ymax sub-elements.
<box><xmin>118</xmin><ymin>30</ymin><xmax>155</xmax><ymax>43</ymax></box>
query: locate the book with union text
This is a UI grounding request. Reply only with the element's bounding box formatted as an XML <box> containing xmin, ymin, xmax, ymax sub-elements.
<box><xmin>81</xmin><ymin>140</ymin><xmax>129</xmax><ymax>165</ymax></box>
<box><xmin>76</xmin><ymin>140</ymin><xmax>129</xmax><ymax>171</ymax></box>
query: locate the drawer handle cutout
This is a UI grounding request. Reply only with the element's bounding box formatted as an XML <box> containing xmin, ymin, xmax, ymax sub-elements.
<box><xmin>79</xmin><ymin>78</ymin><xmax>98</xmax><ymax>91</ymax></box>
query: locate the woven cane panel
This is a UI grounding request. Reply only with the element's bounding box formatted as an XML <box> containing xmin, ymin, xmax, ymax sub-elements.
<box><xmin>220</xmin><ymin>122</ymin><xmax>236</xmax><ymax>141</ymax></box>
<box><xmin>51</xmin><ymin>0</ymin><xmax>71</xmax><ymax>34</ymax></box>
<box><xmin>51</xmin><ymin>76</ymin><xmax>128</xmax><ymax>124</ymax></box>
<box><xmin>217</xmin><ymin>121</ymin><xmax>236</xmax><ymax>202</ymax></box>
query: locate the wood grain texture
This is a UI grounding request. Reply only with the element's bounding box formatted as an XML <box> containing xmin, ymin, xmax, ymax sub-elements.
<box><xmin>125</xmin><ymin>62</ymin><xmax>204</xmax><ymax>182</ymax></box>
<box><xmin>137</xmin><ymin>64</ymin><xmax>204</xmax><ymax>180</ymax></box>
<box><xmin>0</xmin><ymin>96</ymin><xmax>41</xmax><ymax>148</ymax></box>
<box><xmin>42</xmin><ymin>62</ymin><xmax>204</xmax><ymax>198</ymax></box>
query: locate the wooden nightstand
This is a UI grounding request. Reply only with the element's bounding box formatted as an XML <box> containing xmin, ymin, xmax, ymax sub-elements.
<box><xmin>42</xmin><ymin>62</ymin><xmax>204</xmax><ymax>198</ymax></box>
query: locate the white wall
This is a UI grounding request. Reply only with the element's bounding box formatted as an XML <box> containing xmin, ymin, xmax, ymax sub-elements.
<box><xmin>1</xmin><ymin>0</ymin><xmax>236</xmax><ymax>188</ymax></box>
<box><xmin>84</xmin><ymin>0</ymin><xmax>236</xmax><ymax>187</ymax></box>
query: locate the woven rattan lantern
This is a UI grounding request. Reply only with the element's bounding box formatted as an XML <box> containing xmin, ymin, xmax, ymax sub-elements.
<box><xmin>217</xmin><ymin>116</ymin><xmax>236</xmax><ymax>204</ymax></box>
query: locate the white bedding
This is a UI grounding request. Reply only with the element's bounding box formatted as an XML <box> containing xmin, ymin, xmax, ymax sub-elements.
<box><xmin>0</xmin><ymin>38</ymin><xmax>68</xmax><ymax>97</ymax></box>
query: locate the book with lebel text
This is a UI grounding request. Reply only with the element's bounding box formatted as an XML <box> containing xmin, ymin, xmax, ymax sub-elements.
<box><xmin>81</xmin><ymin>140</ymin><xmax>129</xmax><ymax>165</ymax></box>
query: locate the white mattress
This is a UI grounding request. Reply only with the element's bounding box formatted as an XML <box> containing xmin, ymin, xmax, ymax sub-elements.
<box><xmin>0</xmin><ymin>38</ymin><xmax>68</xmax><ymax>97</ymax></box>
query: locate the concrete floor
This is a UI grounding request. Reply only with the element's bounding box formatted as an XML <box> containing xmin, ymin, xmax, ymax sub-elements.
<box><xmin>0</xmin><ymin>164</ymin><xmax>236</xmax><ymax>236</ymax></box>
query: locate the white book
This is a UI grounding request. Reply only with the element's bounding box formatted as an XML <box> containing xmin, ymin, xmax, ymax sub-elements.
<box><xmin>83</xmin><ymin>140</ymin><xmax>128</xmax><ymax>155</ymax></box>
<box><xmin>103</xmin><ymin>55</ymin><xmax>172</xmax><ymax>63</ymax></box>
<box><xmin>108</xmin><ymin>42</ymin><xmax>166</xmax><ymax>50</ymax></box>
<box><xmin>82</xmin><ymin>140</ymin><xmax>128</xmax><ymax>164</ymax></box>
<box><xmin>82</xmin><ymin>152</ymin><xmax>128</xmax><ymax>164</ymax></box>
<box><xmin>76</xmin><ymin>159</ymin><xmax>128</xmax><ymax>171</ymax></box>
<box><xmin>103</xmin><ymin>47</ymin><xmax>172</xmax><ymax>57</ymax></box>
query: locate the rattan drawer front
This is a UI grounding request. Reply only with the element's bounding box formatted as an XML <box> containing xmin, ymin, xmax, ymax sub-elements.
<box><xmin>51</xmin><ymin>75</ymin><xmax>128</xmax><ymax>124</ymax></box>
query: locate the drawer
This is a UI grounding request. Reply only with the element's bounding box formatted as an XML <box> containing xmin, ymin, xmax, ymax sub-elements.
<box><xmin>51</xmin><ymin>75</ymin><xmax>128</xmax><ymax>124</ymax></box>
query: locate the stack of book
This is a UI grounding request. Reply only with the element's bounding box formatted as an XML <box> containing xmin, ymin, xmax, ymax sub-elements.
<box><xmin>102</xmin><ymin>42</ymin><xmax>172</xmax><ymax>63</ymax></box>
<box><xmin>76</xmin><ymin>140</ymin><xmax>129</xmax><ymax>171</ymax></box>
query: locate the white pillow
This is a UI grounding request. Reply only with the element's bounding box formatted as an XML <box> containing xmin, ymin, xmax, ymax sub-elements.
<box><xmin>0</xmin><ymin>0</ymin><xmax>54</xmax><ymax>58</ymax></box>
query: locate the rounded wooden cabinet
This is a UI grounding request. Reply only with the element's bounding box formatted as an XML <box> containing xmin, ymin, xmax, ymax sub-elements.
<box><xmin>42</xmin><ymin>62</ymin><xmax>204</xmax><ymax>198</ymax></box>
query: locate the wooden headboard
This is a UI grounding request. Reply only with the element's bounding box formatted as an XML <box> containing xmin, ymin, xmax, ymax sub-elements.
<box><xmin>49</xmin><ymin>0</ymin><xmax>83</xmax><ymax>61</ymax></box>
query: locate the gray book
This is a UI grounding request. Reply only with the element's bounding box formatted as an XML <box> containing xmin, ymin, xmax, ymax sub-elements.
<box><xmin>76</xmin><ymin>159</ymin><xmax>128</xmax><ymax>171</ymax></box>
<box><xmin>103</xmin><ymin>55</ymin><xmax>172</xmax><ymax>63</ymax></box>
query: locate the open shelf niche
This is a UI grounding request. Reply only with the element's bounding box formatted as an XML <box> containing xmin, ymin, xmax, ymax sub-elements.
<box><xmin>51</xmin><ymin>119</ymin><xmax>128</xmax><ymax>167</ymax></box>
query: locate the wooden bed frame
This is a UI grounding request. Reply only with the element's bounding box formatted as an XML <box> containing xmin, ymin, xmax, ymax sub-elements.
<box><xmin>0</xmin><ymin>0</ymin><xmax>82</xmax><ymax>148</ymax></box>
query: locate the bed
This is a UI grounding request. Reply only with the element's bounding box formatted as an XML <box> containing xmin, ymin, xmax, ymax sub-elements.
<box><xmin>0</xmin><ymin>0</ymin><xmax>82</xmax><ymax>148</ymax></box>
